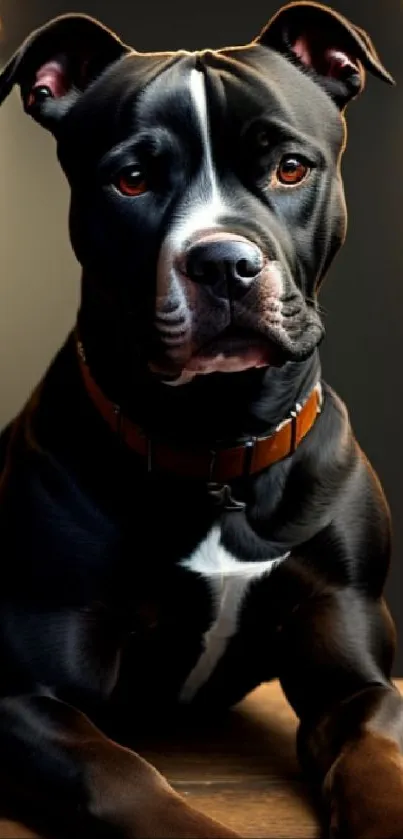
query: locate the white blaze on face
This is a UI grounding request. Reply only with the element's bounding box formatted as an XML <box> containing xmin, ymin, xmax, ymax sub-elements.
<box><xmin>169</xmin><ymin>68</ymin><xmax>227</xmax><ymax>250</ymax></box>
<box><xmin>154</xmin><ymin>67</ymin><xmax>230</xmax><ymax>383</ymax></box>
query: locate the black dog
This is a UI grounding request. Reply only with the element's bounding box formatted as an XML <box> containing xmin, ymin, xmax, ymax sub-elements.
<box><xmin>0</xmin><ymin>3</ymin><xmax>402</xmax><ymax>837</ymax></box>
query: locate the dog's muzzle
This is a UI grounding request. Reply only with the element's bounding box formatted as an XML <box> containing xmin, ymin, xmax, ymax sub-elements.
<box><xmin>152</xmin><ymin>227</ymin><xmax>321</xmax><ymax>384</ymax></box>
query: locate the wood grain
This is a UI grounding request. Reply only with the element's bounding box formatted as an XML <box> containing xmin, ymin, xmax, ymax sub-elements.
<box><xmin>0</xmin><ymin>680</ymin><xmax>401</xmax><ymax>838</ymax></box>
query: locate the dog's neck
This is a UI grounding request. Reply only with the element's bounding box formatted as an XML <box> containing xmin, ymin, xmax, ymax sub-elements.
<box><xmin>76</xmin><ymin>283</ymin><xmax>321</xmax><ymax>446</ymax></box>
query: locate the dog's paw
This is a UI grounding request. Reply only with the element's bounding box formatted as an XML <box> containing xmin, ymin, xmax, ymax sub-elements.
<box><xmin>325</xmin><ymin>731</ymin><xmax>403</xmax><ymax>839</ymax></box>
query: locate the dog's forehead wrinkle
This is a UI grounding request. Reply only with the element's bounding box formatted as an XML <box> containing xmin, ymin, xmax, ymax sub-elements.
<box><xmin>64</xmin><ymin>44</ymin><xmax>342</xmax><ymax>161</ymax></box>
<box><xmin>131</xmin><ymin>58</ymin><xmax>204</xmax><ymax>152</ymax></box>
<box><xmin>130</xmin><ymin>51</ymin><xmax>338</xmax><ymax>161</ymax></box>
<box><xmin>218</xmin><ymin>45</ymin><xmax>344</xmax><ymax>144</ymax></box>
<box><xmin>199</xmin><ymin>52</ymin><xmax>341</xmax><ymax>159</ymax></box>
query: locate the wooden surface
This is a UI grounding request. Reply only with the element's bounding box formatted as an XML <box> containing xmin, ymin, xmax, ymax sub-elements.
<box><xmin>143</xmin><ymin>680</ymin><xmax>320</xmax><ymax>839</ymax></box>
<box><xmin>1</xmin><ymin>680</ymin><xmax>402</xmax><ymax>838</ymax></box>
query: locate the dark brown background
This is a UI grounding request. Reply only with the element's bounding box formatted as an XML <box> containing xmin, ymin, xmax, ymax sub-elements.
<box><xmin>0</xmin><ymin>0</ymin><xmax>402</xmax><ymax>673</ymax></box>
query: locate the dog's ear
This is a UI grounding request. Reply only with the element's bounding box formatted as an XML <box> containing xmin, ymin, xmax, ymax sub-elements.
<box><xmin>0</xmin><ymin>14</ymin><xmax>130</xmax><ymax>132</ymax></box>
<box><xmin>256</xmin><ymin>1</ymin><xmax>394</xmax><ymax>108</ymax></box>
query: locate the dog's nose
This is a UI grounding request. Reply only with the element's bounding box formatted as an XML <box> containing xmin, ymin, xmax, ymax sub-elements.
<box><xmin>185</xmin><ymin>239</ymin><xmax>264</xmax><ymax>287</ymax></box>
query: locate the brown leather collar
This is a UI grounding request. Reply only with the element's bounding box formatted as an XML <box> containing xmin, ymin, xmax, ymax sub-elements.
<box><xmin>76</xmin><ymin>335</ymin><xmax>322</xmax><ymax>483</ymax></box>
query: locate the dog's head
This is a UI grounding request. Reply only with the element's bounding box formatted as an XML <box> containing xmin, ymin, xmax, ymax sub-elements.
<box><xmin>0</xmin><ymin>4</ymin><xmax>393</xmax><ymax>385</ymax></box>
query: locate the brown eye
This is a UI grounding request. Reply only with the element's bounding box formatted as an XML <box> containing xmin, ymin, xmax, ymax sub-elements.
<box><xmin>275</xmin><ymin>157</ymin><xmax>310</xmax><ymax>187</ymax></box>
<box><xmin>115</xmin><ymin>169</ymin><xmax>148</xmax><ymax>197</ymax></box>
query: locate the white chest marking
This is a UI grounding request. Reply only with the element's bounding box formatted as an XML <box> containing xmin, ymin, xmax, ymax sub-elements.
<box><xmin>179</xmin><ymin>526</ymin><xmax>289</xmax><ymax>702</ymax></box>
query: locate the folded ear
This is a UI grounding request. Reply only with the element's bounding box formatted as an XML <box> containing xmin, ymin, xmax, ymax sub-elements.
<box><xmin>256</xmin><ymin>1</ymin><xmax>394</xmax><ymax>108</ymax></box>
<box><xmin>0</xmin><ymin>14</ymin><xmax>130</xmax><ymax>132</ymax></box>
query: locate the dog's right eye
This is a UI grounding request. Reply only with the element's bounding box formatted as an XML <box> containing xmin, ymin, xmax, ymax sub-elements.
<box><xmin>274</xmin><ymin>156</ymin><xmax>310</xmax><ymax>187</ymax></box>
<box><xmin>114</xmin><ymin>168</ymin><xmax>148</xmax><ymax>197</ymax></box>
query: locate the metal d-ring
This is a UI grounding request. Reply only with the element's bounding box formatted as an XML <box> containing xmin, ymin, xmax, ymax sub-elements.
<box><xmin>206</xmin><ymin>445</ymin><xmax>247</xmax><ymax>511</ymax></box>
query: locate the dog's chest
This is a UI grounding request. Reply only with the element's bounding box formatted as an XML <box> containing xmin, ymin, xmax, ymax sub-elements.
<box><xmin>178</xmin><ymin>525</ymin><xmax>288</xmax><ymax>702</ymax></box>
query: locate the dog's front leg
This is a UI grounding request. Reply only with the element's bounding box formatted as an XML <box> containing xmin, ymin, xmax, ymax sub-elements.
<box><xmin>277</xmin><ymin>588</ymin><xmax>403</xmax><ymax>839</ymax></box>
<box><xmin>0</xmin><ymin>692</ymin><xmax>240</xmax><ymax>839</ymax></box>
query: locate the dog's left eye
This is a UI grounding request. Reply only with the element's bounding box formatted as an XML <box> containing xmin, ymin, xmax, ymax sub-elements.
<box><xmin>274</xmin><ymin>156</ymin><xmax>310</xmax><ymax>187</ymax></box>
<box><xmin>114</xmin><ymin>168</ymin><xmax>148</xmax><ymax>197</ymax></box>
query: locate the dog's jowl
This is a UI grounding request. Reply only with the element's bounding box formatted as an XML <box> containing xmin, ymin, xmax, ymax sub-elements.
<box><xmin>0</xmin><ymin>3</ymin><xmax>402</xmax><ymax>838</ymax></box>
